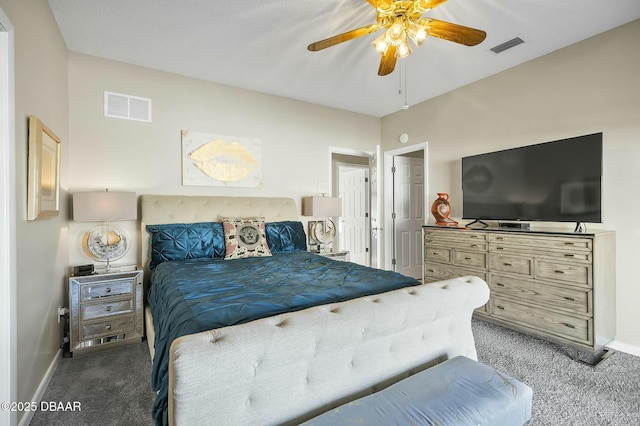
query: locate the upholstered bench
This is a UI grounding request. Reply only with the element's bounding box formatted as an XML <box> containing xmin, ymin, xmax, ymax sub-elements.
<box><xmin>303</xmin><ymin>355</ymin><xmax>532</xmax><ymax>426</ymax></box>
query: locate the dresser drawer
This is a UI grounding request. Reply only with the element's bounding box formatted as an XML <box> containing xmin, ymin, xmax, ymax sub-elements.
<box><xmin>81</xmin><ymin>315</ymin><xmax>136</xmax><ymax>340</ymax></box>
<box><xmin>490</xmin><ymin>254</ymin><xmax>533</xmax><ymax>276</ymax></box>
<box><xmin>491</xmin><ymin>274</ymin><xmax>591</xmax><ymax>315</ymax></box>
<box><xmin>491</xmin><ymin>297</ymin><xmax>591</xmax><ymax>344</ymax></box>
<box><xmin>489</xmin><ymin>234</ymin><xmax>592</xmax><ymax>252</ymax></box>
<box><xmin>424</xmin><ymin>263</ymin><xmax>487</xmax><ymax>282</ymax></box>
<box><xmin>491</xmin><ymin>244</ymin><xmax>592</xmax><ymax>262</ymax></box>
<box><xmin>453</xmin><ymin>250</ymin><xmax>487</xmax><ymax>269</ymax></box>
<box><xmin>80</xmin><ymin>298</ymin><xmax>135</xmax><ymax>321</ymax></box>
<box><xmin>424</xmin><ymin>229</ymin><xmax>486</xmax><ymax>242</ymax></box>
<box><xmin>425</xmin><ymin>247</ymin><xmax>452</xmax><ymax>264</ymax></box>
<box><xmin>535</xmin><ymin>260</ymin><xmax>591</xmax><ymax>287</ymax></box>
<box><xmin>81</xmin><ymin>280</ymin><xmax>134</xmax><ymax>301</ymax></box>
<box><xmin>425</xmin><ymin>238</ymin><xmax>488</xmax><ymax>252</ymax></box>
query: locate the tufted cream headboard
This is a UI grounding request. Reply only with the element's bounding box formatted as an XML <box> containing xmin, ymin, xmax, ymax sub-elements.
<box><xmin>140</xmin><ymin>195</ymin><xmax>300</xmax><ymax>276</ymax></box>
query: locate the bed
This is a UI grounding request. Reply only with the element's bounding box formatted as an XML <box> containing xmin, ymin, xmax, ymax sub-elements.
<box><xmin>140</xmin><ymin>195</ymin><xmax>490</xmax><ymax>426</ymax></box>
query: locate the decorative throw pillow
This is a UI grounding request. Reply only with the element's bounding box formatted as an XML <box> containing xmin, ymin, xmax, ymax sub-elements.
<box><xmin>222</xmin><ymin>217</ymin><xmax>272</xmax><ymax>260</ymax></box>
<box><xmin>146</xmin><ymin>222</ymin><xmax>225</xmax><ymax>268</ymax></box>
<box><xmin>265</xmin><ymin>221</ymin><xmax>307</xmax><ymax>253</ymax></box>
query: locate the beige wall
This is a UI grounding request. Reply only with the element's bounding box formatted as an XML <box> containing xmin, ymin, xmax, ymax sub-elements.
<box><xmin>0</xmin><ymin>0</ymin><xmax>69</xmax><ymax>421</ymax></box>
<box><xmin>381</xmin><ymin>20</ymin><xmax>640</xmax><ymax>350</ymax></box>
<box><xmin>66</xmin><ymin>52</ymin><xmax>380</xmax><ymax>268</ymax></box>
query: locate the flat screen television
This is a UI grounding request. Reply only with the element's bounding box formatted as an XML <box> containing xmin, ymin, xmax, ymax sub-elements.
<box><xmin>462</xmin><ymin>133</ymin><xmax>602</xmax><ymax>225</ymax></box>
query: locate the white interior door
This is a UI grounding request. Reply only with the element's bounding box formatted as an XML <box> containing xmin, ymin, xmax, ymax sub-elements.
<box><xmin>339</xmin><ymin>166</ymin><xmax>369</xmax><ymax>266</ymax></box>
<box><xmin>392</xmin><ymin>155</ymin><xmax>424</xmax><ymax>278</ymax></box>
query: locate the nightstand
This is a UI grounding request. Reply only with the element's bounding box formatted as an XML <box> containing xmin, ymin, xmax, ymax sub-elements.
<box><xmin>317</xmin><ymin>250</ymin><xmax>350</xmax><ymax>262</ymax></box>
<box><xmin>68</xmin><ymin>269</ymin><xmax>143</xmax><ymax>355</ymax></box>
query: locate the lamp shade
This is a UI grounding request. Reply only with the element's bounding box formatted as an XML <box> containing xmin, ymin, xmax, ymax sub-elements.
<box><xmin>73</xmin><ymin>191</ymin><xmax>137</xmax><ymax>221</ymax></box>
<box><xmin>302</xmin><ymin>196</ymin><xmax>342</xmax><ymax>217</ymax></box>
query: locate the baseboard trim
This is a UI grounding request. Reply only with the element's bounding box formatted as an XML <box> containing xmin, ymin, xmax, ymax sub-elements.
<box><xmin>18</xmin><ymin>348</ymin><xmax>62</xmax><ymax>426</ymax></box>
<box><xmin>606</xmin><ymin>340</ymin><xmax>640</xmax><ymax>358</ymax></box>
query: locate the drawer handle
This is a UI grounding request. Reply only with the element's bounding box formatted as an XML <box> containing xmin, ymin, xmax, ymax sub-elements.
<box><xmin>464</xmin><ymin>256</ymin><xmax>472</xmax><ymax>260</ymax></box>
<box><xmin>106</xmin><ymin>287</ymin><xmax>112</xmax><ymax>293</ymax></box>
<box><xmin>428</xmin><ymin>269</ymin><xmax>435</xmax><ymax>273</ymax></box>
<box><xmin>496</xmin><ymin>247</ymin><xmax>505</xmax><ymax>251</ymax></box>
<box><xmin>564</xmin><ymin>254</ymin><xmax>575</xmax><ymax>258</ymax></box>
<box><xmin>496</xmin><ymin>237</ymin><xmax>504</xmax><ymax>240</ymax></box>
<box><xmin>503</xmin><ymin>263</ymin><xmax>512</xmax><ymax>267</ymax></box>
<box><xmin>496</xmin><ymin>283</ymin><xmax>505</xmax><ymax>287</ymax></box>
<box><xmin>564</xmin><ymin>242</ymin><xmax>575</xmax><ymax>246</ymax></box>
<box><xmin>564</xmin><ymin>323</ymin><xmax>576</xmax><ymax>329</ymax></box>
<box><xmin>427</xmin><ymin>240</ymin><xmax>435</xmax><ymax>244</ymax></box>
<box><xmin>105</xmin><ymin>325</ymin><xmax>112</xmax><ymax>330</ymax></box>
<box><xmin>470</xmin><ymin>244</ymin><xmax>478</xmax><ymax>248</ymax></box>
<box><xmin>555</xmin><ymin>270</ymin><xmax>565</xmax><ymax>274</ymax></box>
<box><xmin>564</xmin><ymin>297</ymin><xmax>575</xmax><ymax>301</ymax></box>
<box><xmin>106</xmin><ymin>306</ymin><xmax>112</xmax><ymax>312</ymax></box>
<box><xmin>496</xmin><ymin>305</ymin><xmax>505</xmax><ymax>310</ymax></box>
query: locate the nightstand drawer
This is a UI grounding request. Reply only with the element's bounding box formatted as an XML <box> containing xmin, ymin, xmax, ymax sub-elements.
<box><xmin>80</xmin><ymin>280</ymin><xmax>133</xmax><ymax>301</ymax></box>
<box><xmin>80</xmin><ymin>299</ymin><xmax>134</xmax><ymax>321</ymax></box>
<box><xmin>81</xmin><ymin>315</ymin><xmax>136</xmax><ymax>340</ymax></box>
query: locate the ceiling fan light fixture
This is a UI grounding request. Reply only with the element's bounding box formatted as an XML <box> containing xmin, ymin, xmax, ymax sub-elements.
<box><xmin>385</xmin><ymin>20</ymin><xmax>406</xmax><ymax>45</ymax></box>
<box><xmin>396</xmin><ymin>40</ymin><xmax>412</xmax><ymax>58</ymax></box>
<box><xmin>372</xmin><ymin>33</ymin><xmax>389</xmax><ymax>54</ymax></box>
<box><xmin>407</xmin><ymin>22</ymin><xmax>429</xmax><ymax>46</ymax></box>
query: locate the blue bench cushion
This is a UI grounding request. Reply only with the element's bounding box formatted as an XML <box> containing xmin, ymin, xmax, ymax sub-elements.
<box><xmin>303</xmin><ymin>355</ymin><xmax>532</xmax><ymax>426</ymax></box>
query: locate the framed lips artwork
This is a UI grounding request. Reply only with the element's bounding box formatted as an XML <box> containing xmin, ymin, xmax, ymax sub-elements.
<box><xmin>181</xmin><ymin>130</ymin><xmax>263</xmax><ymax>188</ymax></box>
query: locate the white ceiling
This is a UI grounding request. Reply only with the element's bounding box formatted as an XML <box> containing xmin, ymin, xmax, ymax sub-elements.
<box><xmin>49</xmin><ymin>0</ymin><xmax>640</xmax><ymax>117</ymax></box>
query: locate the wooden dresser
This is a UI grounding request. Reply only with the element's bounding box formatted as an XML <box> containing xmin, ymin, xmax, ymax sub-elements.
<box><xmin>423</xmin><ymin>225</ymin><xmax>616</xmax><ymax>355</ymax></box>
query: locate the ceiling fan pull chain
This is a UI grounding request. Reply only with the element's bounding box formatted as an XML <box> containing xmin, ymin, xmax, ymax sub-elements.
<box><xmin>398</xmin><ymin>59</ymin><xmax>403</xmax><ymax>96</ymax></box>
<box><xmin>402</xmin><ymin>58</ymin><xmax>409</xmax><ymax>110</ymax></box>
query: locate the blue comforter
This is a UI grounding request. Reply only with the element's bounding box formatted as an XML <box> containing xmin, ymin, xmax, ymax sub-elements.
<box><xmin>148</xmin><ymin>251</ymin><xmax>419</xmax><ymax>425</ymax></box>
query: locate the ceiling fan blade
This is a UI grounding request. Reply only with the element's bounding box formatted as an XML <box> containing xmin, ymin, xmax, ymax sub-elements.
<box><xmin>307</xmin><ymin>24</ymin><xmax>379</xmax><ymax>51</ymax></box>
<box><xmin>378</xmin><ymin>45</ymin><xmax>397</xmax><ymax>76</ymax></box>
<box><xmin>422</xmin><ymin>18</ymin><xmax>487</xmax><ymax>46</ymax></box>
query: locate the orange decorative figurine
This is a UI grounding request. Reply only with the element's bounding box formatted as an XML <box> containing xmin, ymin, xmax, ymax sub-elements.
<box><xmin>431</xmin><ymin>193</ymin><xmax>458</xmax><ymax>226</ymax></box>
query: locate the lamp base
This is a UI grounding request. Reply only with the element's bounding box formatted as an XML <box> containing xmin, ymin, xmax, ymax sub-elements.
<box><xmin>81</xmin><ymin>223</ymin><xmax>131</xmax><ymax>266</ymax></box>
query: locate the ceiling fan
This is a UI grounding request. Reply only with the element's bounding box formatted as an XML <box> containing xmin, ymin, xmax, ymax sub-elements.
<box><xmin>307</xmin><ymin>0</ymin><xmax>487</xmax><ymax>76</ymax></box>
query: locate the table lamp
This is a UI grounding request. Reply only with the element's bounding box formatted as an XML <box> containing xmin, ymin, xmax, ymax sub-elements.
<box><xmin>72</xmin><ymin>190</ymin><xmax>137</xmax><ymax>272</ymax></box>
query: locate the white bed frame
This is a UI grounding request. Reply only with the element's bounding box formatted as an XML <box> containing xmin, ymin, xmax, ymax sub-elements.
<box><xmin>140</xmin><ymin>194</ymin><xmax>490</xmax><ymax>426</ymax></box>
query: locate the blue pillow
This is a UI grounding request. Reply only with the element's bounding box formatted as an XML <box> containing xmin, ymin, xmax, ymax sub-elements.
<box><xmin>146</xmin><ymin>222</ymin><xmax>225</xmax><ymax>268</ymax></box>
<box><xmin>265</xmin><ymin>221</ymin><xmax>307</xmax><ymax>253</ymax></box>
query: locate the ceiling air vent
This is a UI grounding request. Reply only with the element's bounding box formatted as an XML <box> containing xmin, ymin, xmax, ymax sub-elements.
<box><xmin>104</xmin><ymin>91</ymin><xmax>152</xmax><ymax>122</ymax></box>
<box><xmin>490</xmin><ymin>37</ymin><xmax>525</xmax><ymax>54</ymax></box>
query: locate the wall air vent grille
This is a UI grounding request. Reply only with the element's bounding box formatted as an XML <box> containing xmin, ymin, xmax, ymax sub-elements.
<box><xmin>490</xmin><ymin>37</ymin><xmax>525</xmax><ymax>54</ymax></box>
<box><xmin>104</xmin><ymin>91</ymin><xmax>152</xmax><ymax>122</ymax></box>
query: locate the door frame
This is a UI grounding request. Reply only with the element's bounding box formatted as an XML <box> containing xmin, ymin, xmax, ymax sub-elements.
<box><xmin>383</xmin><ymin>142</ymin><xmax>429</xmax><ymax>271</ymax></box>
<box><xmin>0</xmin><ymin>8</ymin><xmax>17</xmax><ymax>426</ymax></box>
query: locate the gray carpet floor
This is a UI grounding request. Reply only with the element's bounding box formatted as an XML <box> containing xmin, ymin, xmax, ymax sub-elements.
<box><xmin>29</xmin><ymin>320</ymin><xmax>640</xmax><ymax>425</ymax></box>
